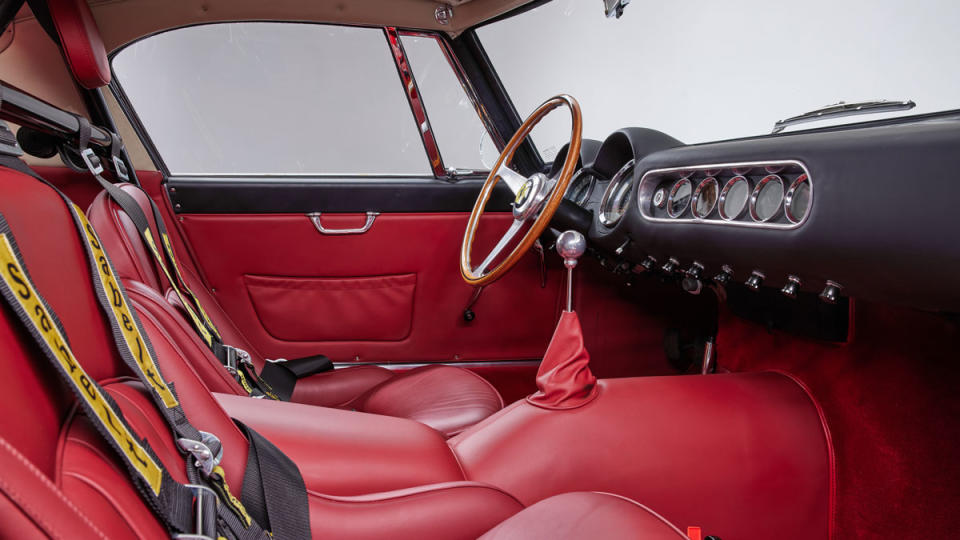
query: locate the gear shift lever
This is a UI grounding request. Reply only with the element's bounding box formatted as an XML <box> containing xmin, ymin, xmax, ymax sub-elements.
<box><xmin>556</xmin><ymin>230</ymin><xmax>586</xmax><ymax>312</ymax></box>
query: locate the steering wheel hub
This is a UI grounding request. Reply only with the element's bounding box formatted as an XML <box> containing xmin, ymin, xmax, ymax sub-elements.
<box><xmin>513</xmin><ymin>173</ymin><xmax>549</xmax><ymax>221</ymax></box>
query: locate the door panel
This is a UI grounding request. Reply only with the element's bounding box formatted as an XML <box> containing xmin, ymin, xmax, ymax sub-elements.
<box><xmin>176</xmin><ymin>209</ymin><xmax>564</xmax><ymax>365</ymax></box>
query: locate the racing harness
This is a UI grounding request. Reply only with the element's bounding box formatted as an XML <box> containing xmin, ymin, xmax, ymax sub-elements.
<box><xmin>63</xmin><ymin>118</ymin><xmax>330</xmax><ymax>401</ymax></box>
<box><xmin>0</xmin><ymin>150</ymin><xmax>311</xmax><ymax>539</ymax></box>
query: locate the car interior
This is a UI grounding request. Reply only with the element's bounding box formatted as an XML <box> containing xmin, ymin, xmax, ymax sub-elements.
<box><xmin>0</xmin><ymin>0</ymin><xmax>957</xmax><ymax>538</ymax></box>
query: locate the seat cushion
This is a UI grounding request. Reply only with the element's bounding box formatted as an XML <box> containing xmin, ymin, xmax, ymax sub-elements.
<box><xmin>351</xmin><ymin>365</ymin><xmax>505</xmax><ymax>437</ymax></box>
<box><xmin>479</xmin><ymin>492</ymin><xmax>687</xmax><ymax>539</ymax></box>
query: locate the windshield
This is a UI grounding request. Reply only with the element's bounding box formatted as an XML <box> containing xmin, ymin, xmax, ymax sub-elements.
<box><xmin>477</xmin><ymin>0</ymin><xmax>960</xmax><ymax>159</ymax></box>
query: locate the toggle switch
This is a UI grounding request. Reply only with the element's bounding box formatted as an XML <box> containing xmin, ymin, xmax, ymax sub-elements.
<box><xmin>781</xmin><ymin>275</ymin><xmax>802</xmax><ymax>299</ymax></box>
<box><xmin>820</xmin><ymin>280</ymin><xmax>843</xmax><ymax>304</ymax></box>
<box><xmin>661</xmin><ymin>257</ymin><xmax>680</xmax><ymax>274</ymax></box>
<box><xmin>745</xmin><ymin>270</ymin><xmax>765</xmax><ymax>291</ymax></box>
<box><xmin>712</xmin><ymin>265</ymin><xmax>734</xmax><ymax>286</ymax></box>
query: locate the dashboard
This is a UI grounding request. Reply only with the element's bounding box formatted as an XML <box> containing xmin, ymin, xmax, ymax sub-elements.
<box><xmin>552</xmin><ymin>117</ymin><xmax>960</xmax><ymax>314</ymax></box>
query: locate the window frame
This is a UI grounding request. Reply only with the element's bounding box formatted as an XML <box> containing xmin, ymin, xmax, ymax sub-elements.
<box><xmin>108</xmin><ymin>22</ymin><xmax>501</xmax><ymax>181</ymax></box>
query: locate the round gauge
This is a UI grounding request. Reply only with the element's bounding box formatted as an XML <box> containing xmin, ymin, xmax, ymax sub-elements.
<box><xmin>750</xmin><ymin>174</ymin><xmax>785</xmax><ymax>222</ymax></box>
<box><xmin>667</xmin><ymin>178</ymin><xmax>692</xmax><ymax>218</ymax></box>
<box><xmin>565</xmin><ymin>169</ymin><xmax>597</xmax><ymax>206</ymax></box>
<box><xmin>653</xmin><ymin>187</ymin><xmax>667</xmax><ymax>208</ymax></box>
<box><xmin>719</xmin><ymin>176</ymin><xmax>749</xmax><ymax>220</ymax></box>
<box><xmin>785</xmin><ymin>174</ymin><xmax>812</xmax><ymax>223</ymax></box>
<box><xmin>598</xmin><ymin>160</ymin><xmax>636</xmax><ymax>227</ymax></box>
<box><xmin>692</xmin><ymin>177</ymin><xmax>719</xmax><ymax>219</ymax></box>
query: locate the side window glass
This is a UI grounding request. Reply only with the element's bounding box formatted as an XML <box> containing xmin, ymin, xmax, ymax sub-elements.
<box><xmin>112</xmin><ymin>23</ymin><xmax>431</xmax><ymax>176</ymax></box>
<box><xmin>400</xmin><ymin>34</ymin><xmax>497</xmax><ymax>172</ymax></box>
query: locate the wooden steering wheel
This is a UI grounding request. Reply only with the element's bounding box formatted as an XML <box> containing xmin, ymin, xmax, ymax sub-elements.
<box><xmin>460</xmin><ymin>95</ymin><xmax>582</xmax><ymax>286</ymax></box>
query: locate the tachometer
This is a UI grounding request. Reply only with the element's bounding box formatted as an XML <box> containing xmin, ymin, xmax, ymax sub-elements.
<box><xmin>599</xmin><ymin>160</ymin><xmax>636</xmax><ymax>227</ymax></box>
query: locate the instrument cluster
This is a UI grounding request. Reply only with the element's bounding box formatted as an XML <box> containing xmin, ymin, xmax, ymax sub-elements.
<box><xmin>637</xmin><ymin>161</ymin><xmax>812</xmax><ymax>229</ymax></box>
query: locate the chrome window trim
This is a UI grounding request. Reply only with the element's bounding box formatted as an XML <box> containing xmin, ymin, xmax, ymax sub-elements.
<box><xmin>637</xmin><ymin>159</ymin><xmax>813</xmax><ymax>230</ymax></box>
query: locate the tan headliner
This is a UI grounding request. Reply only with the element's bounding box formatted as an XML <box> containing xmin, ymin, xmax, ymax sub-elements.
<box><xmin>83</xmin><ymin>0</ymin><xmax>532</xmax><ymax>52</ymax></box>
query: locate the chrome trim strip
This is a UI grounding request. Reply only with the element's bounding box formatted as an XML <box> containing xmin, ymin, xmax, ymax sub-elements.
<box><xmin>334</xmin><ymin>359</ymin><xmax>542</xmax><ymax>370</ymax></box>
<box><xmin>637</xmin><ymin>159</ymin><xmax>813</xmax><ymax>230</ymax></box>
<box><xmin>385</xmin><ymin>27</ymin><xmax>447</xmax><ymax>178</ymax></box>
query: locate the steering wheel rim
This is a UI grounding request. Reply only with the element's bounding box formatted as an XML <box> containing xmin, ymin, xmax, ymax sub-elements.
<box><xmin>460</xmin><ymin>94</ymin><xmax>582</xmax><ymax>286</ymax></box>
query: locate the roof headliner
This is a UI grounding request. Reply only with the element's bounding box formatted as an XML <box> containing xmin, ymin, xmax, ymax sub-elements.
<box><xmin>14</xmin><ymin>0</ymin><xmax>536</xmax><ymax>52</ymax></box>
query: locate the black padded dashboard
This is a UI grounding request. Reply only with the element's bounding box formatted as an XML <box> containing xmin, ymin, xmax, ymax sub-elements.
<box><xmin>571</xmin><ymin>116</ymin><xmax>960</xmax><ymax>313</ymax></box>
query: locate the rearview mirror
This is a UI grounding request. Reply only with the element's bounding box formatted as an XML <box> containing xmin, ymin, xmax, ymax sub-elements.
<box><xmin>603</xmin><ymin>0</ymin><xmax>630</xmax><ymax>18</ymax></box>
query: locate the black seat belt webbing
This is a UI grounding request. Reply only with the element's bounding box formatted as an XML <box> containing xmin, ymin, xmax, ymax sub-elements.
<box><xmin>0</xmin><ymin>210</ymin><xmax>228</xmax><ymax>539</ymax></box>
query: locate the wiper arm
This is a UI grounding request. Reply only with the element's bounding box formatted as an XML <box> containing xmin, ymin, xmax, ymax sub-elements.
<box><xmin>771</xmin><ymin>99</ymin><xmax>916</xmax><ymax>134</ymax></box>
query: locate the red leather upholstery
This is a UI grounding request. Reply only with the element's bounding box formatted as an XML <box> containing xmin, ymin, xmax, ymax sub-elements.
<box><xmin>451</xmin><ymin>372</ymin><xmax>833</xmax><ymax>540</ymax></box>
<box><xmin>0</xmin><ymin>164</ymin><xmax>687</xmax><ymax>539</ymax></box>
<box><xmin>214</xmin><ymin>392</ymin><xmax>467</xmax><ymax>496</ymax></box>
<box><xmin>47</xmin><ymin>0</ymin><xmax>111</xmax><ymax>89</ymax></box>
<box><xmin>351</xmin><ymin>365</ymin><xmax>504</xmax><ymax>437</ymax></box>
<box><xmin>87</xmin><ymin>185</ymin><xmax>504</xmax><ymax>436</ymax></box>
<box><xmin>479</xmin><ymin>492</ymin><xmax>688</xmax><ymax>540</ymax></box>
<box><xmin>527</xmin><ymin>310</ymin><xmax>598</xmax><ymax>409</ymax></box>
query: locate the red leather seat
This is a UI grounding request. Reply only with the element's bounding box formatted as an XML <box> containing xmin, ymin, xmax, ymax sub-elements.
<box><xmin>0</xmin><ymin>162</ymin><xmax>683</xmax><ymax>539</ymax></box>
<box><xmin>87</xmin><ymin>185</ymin><xmax>503</xmax><ymax>436</ymax></box>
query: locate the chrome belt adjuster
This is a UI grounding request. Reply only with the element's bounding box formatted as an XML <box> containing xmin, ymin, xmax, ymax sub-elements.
<box><xmin>176</xmin><ymin>431</ymin><xmax>223</xmax><ymax>478</ymax></box>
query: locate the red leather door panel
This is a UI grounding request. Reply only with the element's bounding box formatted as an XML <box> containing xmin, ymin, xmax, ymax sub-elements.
<box><xmin>176</xmin><ymin>211</ymin><xmax>562</xmax><ymax>364</ymax></box>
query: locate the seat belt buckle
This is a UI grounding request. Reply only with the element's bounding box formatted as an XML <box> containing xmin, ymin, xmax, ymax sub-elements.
<box><xmin>176</xmin><ymin>431</ymin><xmax>223</xmax><ymax>478</ymax></box>
<box><xmin>221</xmin><ymin>344</ymin><xmax>252</xmax><ymax>375</ymax></box>
<box><xmin>80</xmin><ymin>147</ymin><xmax>104</xmax><ymax>175</ymax></box>
<box><xmin>174</xmin><ymin>483</ymin><xmax>218</xmax><ymax>540</ymax></box>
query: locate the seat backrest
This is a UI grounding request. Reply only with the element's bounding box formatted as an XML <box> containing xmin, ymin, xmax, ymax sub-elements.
<box><xmin>0</xmin><ymin>165</ymin><xmax>251</xmax><ymax>537</ymax></box>
<box><xmin>88</xmin><ymin>185</ymin><xmax>269</xmax><ymax>367</ymax></box>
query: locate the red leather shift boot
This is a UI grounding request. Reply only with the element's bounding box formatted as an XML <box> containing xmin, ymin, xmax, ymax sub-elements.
<box><xmin>527</xmin><ymin>311</ymin><xmax>599</xmax><ymax>410</ymax></box>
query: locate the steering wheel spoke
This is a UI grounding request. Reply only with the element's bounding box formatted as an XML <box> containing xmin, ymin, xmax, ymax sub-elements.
<box><xmin>495</xmin><ymin>164</ymin><xmax>528</xmax><ymax>195</ymax></box>
<box><xmin>473</xmin><ymin>219</ymin><xmax>525</xmax><ymax>276</ymax></box>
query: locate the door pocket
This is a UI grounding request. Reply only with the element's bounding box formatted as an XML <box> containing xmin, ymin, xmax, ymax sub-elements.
<box><xmin>244</xmin><ymin>273</ymin><xmax>416</xmax><ymax>342</ymax></box>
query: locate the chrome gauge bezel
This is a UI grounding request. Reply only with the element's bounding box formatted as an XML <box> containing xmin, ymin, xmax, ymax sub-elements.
<box><xmin>636</xmin><ymin>160</ymin><xmax>812</xmax><ymax>229</ymax></box>
<box><xmin>784</xmin><ymin>173</ymin><xmax>812</xmax><ymax>224</ymax></box>
<box><xmin>667</xmin><ymin>178</ymin><xmax>692</xmax><ymax>218</ymax></box>
<box><xmin>565</xmin><ymin>168</ymin><xmax>597</xmax><ymax>207</ymax></box>
<box><xmin>691</xmin><ymin>176</ymin><xmax>719</xmax><ymax>219</ymax></box>
<box><xmin>598</xmin><ymin>159</ymin><xmax>637</xmax><ymax>227</ymax></box>
<box><xmin>749</xmin><ymin>174</ymin><xmax>785</xmax><ymax>223</ymax></box>
<box><xmin>718</xmin><ymin>175</ymin><xmax>750</xmax><ymax>221</ymax></box>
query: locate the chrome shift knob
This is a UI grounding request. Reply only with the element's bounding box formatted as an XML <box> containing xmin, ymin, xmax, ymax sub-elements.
<box><xmin>556</xmin><ymin>230</ymin><xmax>586</xmax><ymax>269</ymax></box>
<box><xmin>557</xmin><ymin>230</ymin><xmax>586</xmax><ymax>312</ymax></box>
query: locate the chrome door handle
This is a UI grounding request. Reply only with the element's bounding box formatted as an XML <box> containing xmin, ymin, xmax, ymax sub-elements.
<box><xmin>307</xmin><ymin>212</ymin><xmax>379</xmax><ymax>235</ymax></box>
